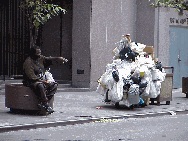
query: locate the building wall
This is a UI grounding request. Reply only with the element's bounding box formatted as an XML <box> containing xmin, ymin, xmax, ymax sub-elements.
<box><xmin>72</xmin><ymin>0</ymin><xmax>91</xmax><ymax>88</ymax></box>
<box><xmin>90</xmin><ymin>0</ymin><xmax>137</xmax><ymax>90</ymax></box>
<box><xmin>155</xmin><ymin>8</ymin><xmax>188</xmax><ymax>67</ymax></box>
<box><xmin>155</xmin><ymin>8</ymin><xmax>188</xmax><ymax>88</ymax></box>
<box><xmin>136</xmin><ymin>0</ymin><xmax>155</xmax><ymax>46</ymax></box>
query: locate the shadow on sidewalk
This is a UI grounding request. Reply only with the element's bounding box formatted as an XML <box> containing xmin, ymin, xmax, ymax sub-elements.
<box><xmin>7</xmin><ymin>109</ymin><xmax>46</xmax><ymax>116</ymax></box>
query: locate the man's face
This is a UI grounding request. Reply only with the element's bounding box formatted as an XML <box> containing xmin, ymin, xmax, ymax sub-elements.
<box><xmin>35</xmin><ymin>49</ymin><xmax>41</xmax><ymax>59</ymax></box>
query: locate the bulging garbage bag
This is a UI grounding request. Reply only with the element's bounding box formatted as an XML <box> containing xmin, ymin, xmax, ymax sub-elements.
<box><xmin>123</xmin><ymin>99</ymin><xmax>132</xmax><ymax>107</ymax></box>
<box><xmin>157</xmin><ymin>70</ymin><xmax>166</xmax><ymax>82</ymax></box>
<box><xmin>96</xmin><ymin>84</ymin><xmax>108</xmax><ymax>96</ymax></box>
<box><xmin>151</xmin><ymin>69</ymin><xmax>160</xmax><ymax>81</ymax></box>
<box><xmin>132</xmin><ymin>68</ymin><xmax>140</xmax><ymax>78</ymax></box>
<box><xmin>140</xmin><ymin>81</ymin><xmax>150</xmax><ymax>97</ymax></box>
<box><xmin>151</xmin><ymin>68</ymin><xmax>166</xmax><ymax>81</ymax></box>
<box><xmin>111</xmin><ymin>80</ymin><xmax>124</xmax><ymax>102</ymax></box>
<box><xmin>99</xmin><ymin>73</ymin><xmax>110</xmax><ymax>88</ymax></box>
<box><xmin>142</xmin><ymin>69</ymin><xmax>152</xmax><ymax>82</ymax></box>
<box><xmin>154</xmin><ymin>81</ymin><xmax>162</xmax><ymax>96</ymax></box>
<box><xmin>112</xmin><ymin>59</ymin><xmax>122</xmax><ymax>67</ymax></box>
<box><xmin>149</xmin><ymin>81</ymin><xmax>157</xmax><ymax>98</ymax></box>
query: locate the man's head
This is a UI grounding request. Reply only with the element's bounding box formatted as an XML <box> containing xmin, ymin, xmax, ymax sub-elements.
<box><xmin>30</xmin><ymin>45</ymin><xmax>41</xmax><ymax>60</ymax></box>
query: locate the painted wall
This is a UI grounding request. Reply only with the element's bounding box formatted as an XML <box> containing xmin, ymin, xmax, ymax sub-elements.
<box><xmin>90</xmin><ymin>0</ymin><xmax>137</xmax><ymax>90</ymax></box>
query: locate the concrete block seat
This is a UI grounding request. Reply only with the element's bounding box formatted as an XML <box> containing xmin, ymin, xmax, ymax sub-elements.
<box><xmin>5</xmin><ymin>83</ymin><xmax>54</xmax><ymax>112</ymax></box>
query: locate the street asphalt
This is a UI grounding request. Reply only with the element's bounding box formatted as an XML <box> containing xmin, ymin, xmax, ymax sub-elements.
<box><xmin>0</xmin><ymin>83</ymin><xmax>188</xmax><ymax>133</ymax></box>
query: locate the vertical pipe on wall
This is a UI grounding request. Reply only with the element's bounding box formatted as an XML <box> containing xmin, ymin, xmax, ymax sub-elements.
<box><xmin>16</xmin><ymin>0</ymin><xmax>19</xmax><ymax>75</ymax></box>
<box><xmin>60</xmin><ymin>12</ymin><xmax>62</xmax><ymax>57</ymax></box>
<box><xmin>10</xmin><ymin>0</ymin><xmax>13</xmax><ymax>76</ymax></box>
<box><xmin>0</xmin><ymin>5</ymin><xmax>3</xmax><ymax>78</ymax></box>
<box><xmin>2</xmin><ymin>5</ymin><xmax>5</xmax><ymax>80</ymax></box>
<box><xmin>8</xmin><ymin>0</ymin><xmax>11</xmax><ymax>77</ymax></box>
<box><xmin>4</xmin><ymin>5</ymin><xmax>8</xmax><ymax>77</ymax></box>
<box><xmin>134</xmin><ymin>0</ymin><xmax>137</xmax><ymax>42</ymax></box>
<box><xmin>0</xmin><ymin>3</ymin><xmax>2</xmax><ymax>77</ymax></box>
<box><xmin>157</xmin><ymin>7</ymin><xmax>159</xmax><ymax>58</ymax></box>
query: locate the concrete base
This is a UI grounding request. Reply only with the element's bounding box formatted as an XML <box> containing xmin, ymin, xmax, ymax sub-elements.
<box><xmin>5</xmin><ymin>83</ymin><xmax>54</xmax><ymax>111</ymax></box>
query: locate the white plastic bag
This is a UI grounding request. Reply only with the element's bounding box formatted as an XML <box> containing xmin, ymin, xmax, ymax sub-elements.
<box><xmin>123</xmin><ymin>99</ymin><xmax>132</xmax><ymax>107</ymax></box>
<box><xmin>149</xmin><ymin>81</ymin><xmax>157</xmax><ymax>98</ymax></box>
<box><xmin>110</xmin><ymin>80</ymin><xmax>124</xmax><ymax>102</ymax></box>
<box><xmin>43</xmin><ymin>71</ymin><xmax>55</xmax><ymax>83</ymax></box>
<box><xmin>96</xmin><ymin>84</ymin><xmax>108</xmax><ymax>96</ymax></box>
<box><xmin>151</xmin><ymin>68</ymin><xmax>166</xmax><ymax>81</ymax></box>
<box><xmin>158</xmin><ymin>70</ymin><xmax>166</xmax><ymax>82</ymax></box>
<box><xmin>154</xmin><ymin>81</ymin><xmax>162</xmax><ymax>96</ymax></box>
<box><xmin>100</xmin><ymin>73</ymin><xmax>111</xmax><ymax>88</ymax></box>
<box><xmin>140</xmin><ymin>81</ymin><xmax>150</xmax><ymax>97</ymax></box>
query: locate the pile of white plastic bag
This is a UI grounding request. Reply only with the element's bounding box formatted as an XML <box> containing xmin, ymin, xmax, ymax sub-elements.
<box><xmin>96</xmin><ymin>35</ymin><xmax>166</xmax><ymax>107</ymax></box>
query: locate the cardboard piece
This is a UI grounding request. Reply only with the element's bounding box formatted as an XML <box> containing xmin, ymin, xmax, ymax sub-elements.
<box><xmin>143</xmin><ymin>46</ymin><xmax>154</xmax><ymax>59</ymax></box>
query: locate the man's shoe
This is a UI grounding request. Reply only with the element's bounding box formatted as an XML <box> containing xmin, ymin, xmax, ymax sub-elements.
<box><xmin>46</xmin><ymin>106</ymin><xmax>54</xmax><ymax>114</ymax></box>
<box><xmin>38</xmin><ymin>103</ymin><xmax>54</xmax><ymax>114</ymax></box>
<box><xmin>44</xmin><ymin>103</ymin><xmax>54</xmax><ymax>114</ymax></box>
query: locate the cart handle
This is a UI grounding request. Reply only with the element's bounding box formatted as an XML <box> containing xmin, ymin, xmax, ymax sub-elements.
<box><xmin>162</xmin><ymin>66</ymin><xmax>174</xmax><ymax>74</ymax></box>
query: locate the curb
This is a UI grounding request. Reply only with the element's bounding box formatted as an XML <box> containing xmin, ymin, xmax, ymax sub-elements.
<box><xmin>1</xmin><ymin>109</ymin><xmax>188</xmax><ymax>133</ymax></box>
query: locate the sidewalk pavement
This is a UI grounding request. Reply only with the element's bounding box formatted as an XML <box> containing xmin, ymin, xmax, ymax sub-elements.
<box><xmin>0</xmin><ymin>87</ymin><xmax>188</xmax><ymax>133</ymax></box>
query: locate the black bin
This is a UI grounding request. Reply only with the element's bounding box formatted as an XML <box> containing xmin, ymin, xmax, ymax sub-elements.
<box><xmin>182</xmin><ymin>77</ymin><xmax>188</xmax><ymax>98</ymax></box>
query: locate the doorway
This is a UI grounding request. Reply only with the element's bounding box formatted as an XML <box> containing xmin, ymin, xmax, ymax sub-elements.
<box><xmin>41</xmin><ymin>0</ymin><xmax>73</xmax><ymax>82</ymax></box>
<box><xmin>169</xmin><ymin>26</ymin><xmax>188</xmax><ymax>88</ymax></box>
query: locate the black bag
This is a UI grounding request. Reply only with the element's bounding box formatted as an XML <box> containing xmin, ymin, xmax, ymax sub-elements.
<box><xmin>112</xmin><ymin>71</ymin><xmax>119</xmax><ymax>82</ymax></box>
<box><xmin>131</xmin><ymin>76</ymin><xmax>141</xmax><ymax>84</ymax></box>
<box><xmin>119</xmin><ymin>47</ymin><xmax>138</xmax><ymax>61</ymax></box>
<box><xmin>155</xmin><ymin>61</ymin><xmax>162</xmax><ymax>72</ymax></box>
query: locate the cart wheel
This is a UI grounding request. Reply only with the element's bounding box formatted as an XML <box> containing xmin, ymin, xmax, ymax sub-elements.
<box><xmin>150</xmin><ymin>100</ymin><xmax>154</xmax><ymax>105</ymax></box>
<box><xmin>128</xmin><ymin>105</ymin><xmax>134</xmax><ymax>110</ymax></box>
<box><xmin>157</xmin><ymin>102</ymin><xmax>160</xmax><ymax>106</ymax></box>
<box><xmin>166</xmin><ymin>101</ymin><xmax>170</xmax><ymax>105</ymax></box>
<box><xmin>115</xmin><ymin>102</ymin><xmax>120</xmax><ymax>108</ymax></box>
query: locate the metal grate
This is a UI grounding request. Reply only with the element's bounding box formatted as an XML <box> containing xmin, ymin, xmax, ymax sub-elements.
<box><xmin>0</xmin><ymin>0</ymin><xmax>33</xmax><ymax>80</ymax></box>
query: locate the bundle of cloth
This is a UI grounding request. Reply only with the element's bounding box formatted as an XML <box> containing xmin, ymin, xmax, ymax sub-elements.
<box><xmin>96</xmin><ymin>35</ymin><xmax>166</xmax><ymax>107</ymax></box>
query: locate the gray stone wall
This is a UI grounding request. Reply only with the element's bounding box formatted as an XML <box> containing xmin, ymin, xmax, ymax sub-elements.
<box><xmin>136</xmin><ymin>0</ymin><xmax>155</xmax><ymax>46</ymax></box>
<box><xmin>72</xmin><ymin>0</ymin><xmax>91</xmax><ymax>88</ymax></box>
<box><xmin>90</xmin><ymin>0</ymin><xmax>137</xmax><ymax>90</ymax></box>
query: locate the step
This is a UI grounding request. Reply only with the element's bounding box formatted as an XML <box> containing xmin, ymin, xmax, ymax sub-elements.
<box><xmin>57</xmin><ymin>88</ymin><xmax>90</xmax><ymax>92</ymax></box>
<box><xmin>58</xmin><ymin>84</ymin><xmax>71</xmax><ymax>88</ymax></box>
<box><xmin>0</xmin><ymin>80</ymin><xmax>90</xmax><ymax>93</ymax></box>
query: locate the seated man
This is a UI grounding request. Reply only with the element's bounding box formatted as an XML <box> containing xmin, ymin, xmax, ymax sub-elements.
<box><xmin>23</xmin><ymin>45</ymin><xmax>68</xmax><ymax>114</ymax></box>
